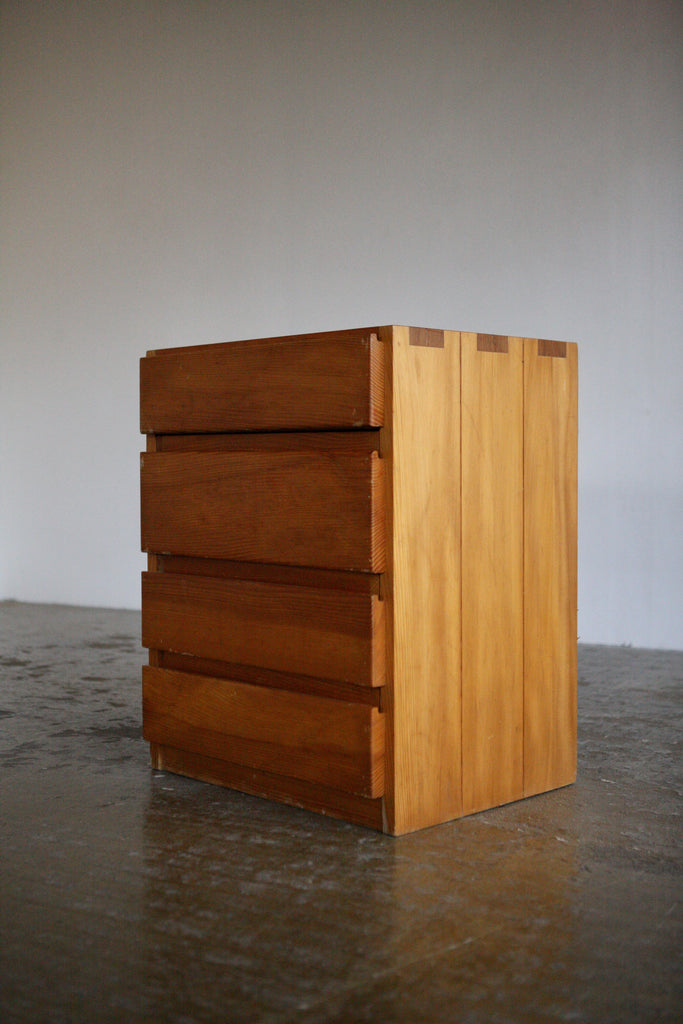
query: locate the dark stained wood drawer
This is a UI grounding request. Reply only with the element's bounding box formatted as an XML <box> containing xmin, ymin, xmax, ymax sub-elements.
<box><xmin>142</xmin><ymin>666</ymin><xmax>385</xmax><ymax>799</ymax></box>
<box><xmin>140</xmin><ymin>330</ymin><xmax>384</xmax><ymax>434</ymax></box>
<box><xmin>140</xmin><ymin>449</ymin><xmax>385</xmax><ymax>572</ymax></box>
<box><xmin>141</xmin><ymin>571</ymin><xmax>385</xmax><ymax>687</ymax></box>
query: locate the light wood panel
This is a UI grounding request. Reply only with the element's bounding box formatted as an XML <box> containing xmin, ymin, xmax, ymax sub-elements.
<box><xmin>142</xmin><ymin>667</ymin><xmax>385</xmax><ymax>798</ymax></box>
<box><xmin>382</xmin><ymin>325</ymin><xmax>462</xmax><ymax>835</ymax></box>
<box><xmin>140</xmin><ymin>449</ymin><xmax>385</xmax><ymax>572</ymax></box>
<box><xmin>523</xmin><ymin>339</ymin><xmax>578</xmax><ymax>795</ymax></box>
<box><xmin>141</xmin><ymin>571</ymin><xmax>384</xmax><ymax>686</ymax></box>
<box><xmin>140</xmin><ymin>331</ymin><xmax>384</xmax><ymax>433</ymax></box>
<box><xmin>461</xmin><ymin>333</ymin><xmax>524</xmax><ymax>815</ymax></box>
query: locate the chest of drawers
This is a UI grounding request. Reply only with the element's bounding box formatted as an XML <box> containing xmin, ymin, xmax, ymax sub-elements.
<box><xmin>140</xmin><ymin>326</ymin><xmax>577</xmax><ymax>834</ymax></box>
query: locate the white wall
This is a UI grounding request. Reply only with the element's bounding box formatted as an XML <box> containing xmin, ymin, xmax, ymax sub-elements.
<box><xmin>1</xmin><ymin>0</ymin><xmax>681</xmax><ymax>648</ymax></box>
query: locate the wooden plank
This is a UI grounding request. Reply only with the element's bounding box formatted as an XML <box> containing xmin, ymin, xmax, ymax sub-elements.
<box><xmin>140</xmin><ymin>449</ymin><xmax>385</xmax><ymax>572</ymax></box>
<box><xmin>381</xmin><ymin>325</ymin><xmax>462</xmax><ymax>835</ymax></box>
<box><xmin>523</xmin><ymin>339</ymin><xmax>578</xmax><ymax>795</ymax></box>
<box><xmin>149</xmin><ymin>326</ymin><xmax>377</xmax><ymax>357</ymax></box>
<box><xmin>461</xmin><ymin>333</ymin><xmax>524</xmax><ymax>815</ymax></box>
<box><xmin>140</xmin><ymin>331</ymin><xmax>384</xmax><ymax>433</ymax></box>
<box><xmin>149</xmin><ymin>742</ymin><xmax>385</xmax><ymax>831</ymax></box>
<box><xmin>141</xmin><ymin>571</ymin><xmax>384</xmax><ymax>687</ymax></box>
<box><xmin>142</xmin><ymin>667</ymin><xmax>385</xmax><ymax>798</ymax></box>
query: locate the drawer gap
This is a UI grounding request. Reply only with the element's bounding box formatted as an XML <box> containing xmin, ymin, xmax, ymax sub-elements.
<box><xmin>153</xmin><ymin>429</ymin><xmax>381</xmax><ymax>453</ymax></box>
<box><xmin>156</xmin><ymin>555</ymin><xmax>381</xmax><ymax>595</ymax></box>
<box><xmin>157</xmin><ymin>650</ymin><xmax>383</xmax><ymax>707</ymax></box>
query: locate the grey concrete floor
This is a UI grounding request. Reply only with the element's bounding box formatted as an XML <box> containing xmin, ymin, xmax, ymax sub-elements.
<box><xmin>0</xmin><ymin>601</ymin><xmax>681</xmax><ymax>1024</ymax></box>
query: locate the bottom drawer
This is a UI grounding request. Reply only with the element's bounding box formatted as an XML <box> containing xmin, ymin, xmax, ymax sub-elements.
<box><xmin>142</xmin><ymin>666</ymin><xmax>384</xmax><ymax>799</ymax></box>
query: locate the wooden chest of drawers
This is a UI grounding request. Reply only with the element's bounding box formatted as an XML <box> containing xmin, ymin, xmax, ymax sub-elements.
<box><xmin>140</xmin><ymin>326</ymin><xmax>577</xmax><ymax>834</ymax></box>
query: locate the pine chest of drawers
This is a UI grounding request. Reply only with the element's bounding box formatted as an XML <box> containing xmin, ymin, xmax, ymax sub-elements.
<box><xmin>140</xmin><ymin>326</ymin><xmax>578</xmax><ymax>834</ymax></box>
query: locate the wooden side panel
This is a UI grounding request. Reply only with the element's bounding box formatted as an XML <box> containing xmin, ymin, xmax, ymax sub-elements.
<box><xmin>140</xmin><ymin>332</ymin><xmax>384</xmax><ymax>433</ymax></box>
<box><xmin>523</xmin><ymin>339</ymin><xmax>578</xmax><ymax>795</ymax></box>
<box><xmin>382</xmin><ymin>326</ymin><xmax>462</xmax><ymax>835</ymax></box>
<box><xmin>142</xmin><ymin>667</ymin><xmax>385</xmax><ymax>798</ymax></box>
<box><xmin>140</xmin><ymin>449</ymin><xmax>385</xmax><ymax>572</ymax></box>
<box><xmin>461</xmin><ymin>333</ymin><xmax>524</xmax><ymax>815</ymax></box>
<box><xmin>141</xmin><ymin>571</ymin><xmax>384</xmax><ymax>687</ymax></box>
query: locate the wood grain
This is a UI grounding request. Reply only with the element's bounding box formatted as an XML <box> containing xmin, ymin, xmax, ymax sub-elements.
<box><xmin>142</xmin><ymin>666</ymin><xmax>385</xmax><ymax>798</ymax></box>
<box><xmin>140</xmin><ymin>449</ymin><xmax>385</xmax><ymax>572</ymax></box>
<box><xmin>149</xmin><ymin>742</ymin><xmax>385</xmax><ymax>830</ymax></box>
<box><xmin>142</xmin><ymin>570</ymin><xmax>384</xmax><ymax>686</ymax></box>
<box><xmin>381</xmin><ymin>325</ymin><xmax>462</xmax><ymax>835</ymax></box>
<box><xmin>523</xmin><ymin>339</ymin><xmax>578</xmax><ymax>795</ymax></box>
<box><xmin>140</xmin><ymin>331</ymin><xmax>384</xmax><ymax>433</ymax></box>
<box><xmin>149</xmin><ymin>326</ymin><xmax>377</xmax><ymax>357</ymax></box>
<box><xmin>461</xmin><ymin>332</ymin><xmax>524</xmax><ymax>815</ymax></box>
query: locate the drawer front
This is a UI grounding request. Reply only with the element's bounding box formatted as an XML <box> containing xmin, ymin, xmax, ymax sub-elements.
<box><xmin>140</xmin><ymin>449</ymin><xmax>385</xmax><ymax>572</ymax></box>
<box><xmin>141</xmin><ymin>571</ymin><xmax>385</xmax><ymax>687</ymax></box>
<box><xmin>140</xmin><ymin>331</ymin><xmax>384</xmax><ymax>433</ymax></box>
<box><xmin>142</xmin><ymin>666</ymin><xmax>385</xmax><ymax>798</ymax></box>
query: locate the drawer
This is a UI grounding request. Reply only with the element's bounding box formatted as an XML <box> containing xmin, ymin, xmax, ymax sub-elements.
<box><xmin>140</xmin><ymin>449</ymin><xmax>385</xmax><ymax>572</ymax></box>
<box><xmin>141</xmin><ymin>571</ymin><xmax>385</xmax><ymax>686</ymax></box>
<box><xmin>140</xmin><ymin>330</ymin><xmax>384</xmax><ymax>433</ymax></box>
<box><xmin>142</xmin><ymin>666</ymin><xmax>385</xmax><ymax>798</ymax></box>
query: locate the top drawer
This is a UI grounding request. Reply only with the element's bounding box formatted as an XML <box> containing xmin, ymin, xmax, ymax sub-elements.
<box><xmin>140</xmin><ymin>329</ymin><xmax>384</xmax><ymax>434</ymax></box>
